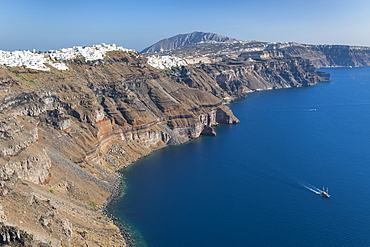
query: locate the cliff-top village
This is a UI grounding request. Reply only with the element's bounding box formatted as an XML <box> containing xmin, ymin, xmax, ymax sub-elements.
<box><xmin>0</xmin><ymin>43</ymin><xmax>188</xmax><ymax>71</ymax></box>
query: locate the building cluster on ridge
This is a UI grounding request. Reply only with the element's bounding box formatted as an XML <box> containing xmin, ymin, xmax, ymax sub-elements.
<box><xmin>147</xmin><ymin>55</ymin><xmax>187</xmax><ymax>70</ymax></box>
<box><xmin>0</xmin><ymin>43</ymin><xmax>134</xmax><ymax>71</ymax></box>
<box><xmin>49</xmin><ymin>43</ymin><xmax>133</xmax><ymax>61</ymax></box>
<box><xmin>0</xmin><ymin>50</ymin><xmax>64</xmax><ymax>71</ymax></box>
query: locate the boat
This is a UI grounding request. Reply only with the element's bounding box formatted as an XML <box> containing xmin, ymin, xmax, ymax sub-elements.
<box><xmin>321</xmin><ymin>187</ymin><xmax>330</xmax><ymax>198</ymax></box>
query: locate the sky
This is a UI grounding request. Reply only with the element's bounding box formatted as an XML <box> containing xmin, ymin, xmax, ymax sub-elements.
<box><xmin>1</xmin><ymin>0</ymin><xmax>370</xmax><ymax>52</ymax></box>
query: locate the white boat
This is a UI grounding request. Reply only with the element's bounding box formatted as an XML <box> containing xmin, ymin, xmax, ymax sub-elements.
<box><xmin>321</xmin><ymin>187</ymin><xmax>330</xmax><ymax>198</ymax></box>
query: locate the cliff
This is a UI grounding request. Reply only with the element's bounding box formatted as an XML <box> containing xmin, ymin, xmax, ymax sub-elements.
<box><xmin>171</xmin><ymin>57</ymin><xmax>329</xmax><ymax>99</ymax></box>
<box><xmin>267</xmin><ymin>42</ymin><xmax>370</xmax><ymax>67</ymax></box>
<box><xmin>0</xmin><ymin>50</ymin><xmax>240</xmax><ymax>246</ymax></box>
<box><xmin>0</xmin><ymin>46</ymin><xmax>329</xmax><ymax>246</ymax></box>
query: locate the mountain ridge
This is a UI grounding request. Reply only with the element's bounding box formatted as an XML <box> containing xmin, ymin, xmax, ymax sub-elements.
<box><xmin>141</xmin><ymin>31</ymin><xmax>239</xmax><ymax>53</ymax></box>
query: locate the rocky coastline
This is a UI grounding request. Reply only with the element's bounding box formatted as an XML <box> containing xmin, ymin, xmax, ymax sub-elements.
<box><xmin>100</xmin><ymin>173</ymin><xmax>136</xmax><ymax>247</ymax></box>
<box><xmin>0</xmin><ymin>44</ymin><xmax>331</xmax><ymax>246</ymax></box>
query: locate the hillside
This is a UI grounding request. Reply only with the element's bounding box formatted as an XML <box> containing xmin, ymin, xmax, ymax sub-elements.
<box><xmin>141</xmin><ymin>31</ymin><xmax>240</xmax><ymax>53</ymax></box>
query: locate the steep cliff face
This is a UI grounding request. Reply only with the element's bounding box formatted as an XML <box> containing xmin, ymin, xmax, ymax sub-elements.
<box><xmin>0</xmin><ymin>50</ymin><xmax>241</xmax><ymax>246</ymax></box>
<box><xmin>269</xmin><ymin>43</ymin><xmax>370</xmax><ymax>67</ymax></box>
<box><xmin>172</xmin><ymin>57</ymin><xmax>329</xmax><ymax>98</ymax></box>
<box><xmin>318</xmin><ymin>45</ymin><xmax>370</xmax><ymax>67</ymax></box>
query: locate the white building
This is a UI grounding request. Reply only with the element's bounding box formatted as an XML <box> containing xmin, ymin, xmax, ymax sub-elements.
<box><xmin>0</xmin><ymin>44</ymin><xmax>134</xmax><ymax>71</ymax></box>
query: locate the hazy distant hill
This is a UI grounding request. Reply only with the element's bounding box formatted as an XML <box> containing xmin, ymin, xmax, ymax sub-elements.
<box><xmin>141</xmin><ymin>31</ymin><xmax>239</xmax><ymax>53</ymax></box>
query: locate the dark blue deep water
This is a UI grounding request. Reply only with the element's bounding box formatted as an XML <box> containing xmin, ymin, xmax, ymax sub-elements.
<box><xmin>108</xmin><ymin>67</ymin><xmax>370</xmax><ymax>247</ymax></box>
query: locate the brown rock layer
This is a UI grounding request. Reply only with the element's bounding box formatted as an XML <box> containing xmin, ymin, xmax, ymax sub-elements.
<box><xmin>172</xmin><ymin>57</ymin><xmax>329</xmax><ymax>98</ymax></box>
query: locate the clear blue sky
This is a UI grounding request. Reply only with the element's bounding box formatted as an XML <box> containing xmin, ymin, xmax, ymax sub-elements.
<box><xmin>1</xmin><ymin>0</ymin><xmax>370</xmax><ymax>52</ymax></box>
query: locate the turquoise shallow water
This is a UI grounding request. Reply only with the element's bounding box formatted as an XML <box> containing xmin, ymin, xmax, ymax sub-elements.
<box><xmin>108</xmin><ymin>67</ymin><xmax>370</xmax><ymax>247</ymax></box>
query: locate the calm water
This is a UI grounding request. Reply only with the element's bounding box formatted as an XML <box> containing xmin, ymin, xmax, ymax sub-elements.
<box><xmin>108</xmin><ymin>67</ymin><xmax>370</xmax><ymax>247</ymax></box>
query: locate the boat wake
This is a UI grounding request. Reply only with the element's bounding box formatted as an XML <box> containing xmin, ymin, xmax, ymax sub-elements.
<box><xmin>299</xmin><ymin>183</ymin><xmax>321</xmax><ymax>195</ymax></box>
<box><xmin>229</xmin><ymin>157</ymin><xmax>329</xmax><ymax>197</ymax></box>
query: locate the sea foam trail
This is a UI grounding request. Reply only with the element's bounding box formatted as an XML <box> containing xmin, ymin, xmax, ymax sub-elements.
<box><xmin>300</xmin><ymin>183</ymin><xmax>321</xmax><ymax>194</ymax></box>
<box><xmin>229</xmin><ymin>156</ymin><xmax>323</xmax><ymax>195</ymax></box>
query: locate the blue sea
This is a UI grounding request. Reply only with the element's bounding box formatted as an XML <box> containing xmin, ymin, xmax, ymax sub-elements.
<box><xmin>108</xmin><ymin>67</ymin><xmax>370</xmax><ymax>247</ymax></box>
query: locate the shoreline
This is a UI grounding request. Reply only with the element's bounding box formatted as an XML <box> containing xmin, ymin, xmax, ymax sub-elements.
<box><xmin>101</xmin><ymin>172</ymin><xmax>136</xmax><ymax>247</ymax></box>
<box><xmin>100</xmin><ymin>67</ymin><xmax>370</xmax><ymax>246</ymax></box>
<box><xmin>101</xmin><ymin>81</ymin><xmax>330</xmax><ymax>246</ymax></box>
<box><xmin>102</xmin><ymin>139</ymin><xmax>192</xmax><ymax>246</ymax></box>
